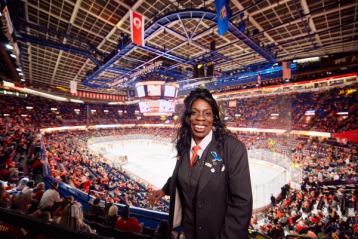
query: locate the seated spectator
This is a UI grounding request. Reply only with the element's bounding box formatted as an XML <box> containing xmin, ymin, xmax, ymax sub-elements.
<box><xmin>104</xmin><ymin>204</ymin><xmax>118</xmax><ymax>227</ymax></box>
<box><xmin>0</xmin><ymin>182</ymin><xmax>10</xmax><ymax>208</ymax></box>
<box><xmin>58</xmin><ymin>201</ymin><xmax>95</xmax><ymax>234</ymax></box>
<box><xmin>87</xmin><ymin>197</ymin><xmax>104</xmax><ymax>217</ymax></box>
<box><xmin>38</xmin><ymin>182</ymin><xmax>62</xmax><ymax>211</ymax></box>
<box><xmin>11</xmin><ymin>192</ymin><xmax>32</xmax><ymax>214</ymax></box>
<box><xmin>115</xmin><ymin>205</ymin><xmax>141</xmax><ymax>233</ymax></box>
<box><xmin>53</xmin><ymin>196</ymin><xmax>74</xmax><ymax>223</ymax></box>
<box><xmin>33</xmin><ymin>182</ymin><xmax>45</xmax><ymax>202</ymax></box>
<box><xmin>154</xmin><ymin>220</ymin><xmax>172</xmax><ymax>239</ymax></box>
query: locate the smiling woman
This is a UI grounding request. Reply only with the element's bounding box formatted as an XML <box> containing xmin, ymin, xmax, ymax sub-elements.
<box><xmin>149</xmin><ymin>88</ymin><xmax>253</xmax><ymax>239</ymax></box>
<box><xmin>189</xmin><ymin>98</ymin><xmax>214</xmax><ymax>144</ymax></box>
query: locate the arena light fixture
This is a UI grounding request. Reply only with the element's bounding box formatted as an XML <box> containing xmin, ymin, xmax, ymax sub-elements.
<box><xmin>50</xmin><ymin>108</ymin><xmax>57</xmax><ymax>111</ymax></box>
<box><xmin>26</xmin><ymin>106</ymin><xmax>33</xmax><ymax>110</ymax></box>
<box><xmin>235</xmin><ymin>114</ymin><xmax>241</xmax><ymax>117</ymax></box>
<box><xmin>19</xmin><ymin>72</ymin><xmax>23</xmax><ymax>76</ymax></box>
<box><xmin>305</xmin><ymin>110</ymin><xmax>315</xmax><ymax>116</ymax></box>
<box><xmin>337</xmin><ymin>112</ymin><xmax>348</xmax><ymax>115</ymax></box>
<box><xmin>69</xmin><ymin>99</ymin><xmax>84</xmax><ymax>103</ymax></box>
<box><xmin>5</xmin><ymin>44</ymin><xmax>13</xmax><ymax>50</ymax></box>
<box><xmin>21</xmin><ymin>114</ymin><xmax>28</xmax><ymax>117</ymax></box>
<box><xmin>271</xmin><ymin>113</ymin><xmax>279</xmax><ymax>116</ymax></box>
<box><xmin>104</xmin><ymin>109</ymin><xmax>109</xmax><ymax>113</ymax></box>
<box><xmin>3</xmin><ymin>114</ymin><xmax>10</xmax><ymax>117</ymax></box>
<box><xmin>10</xmin><ymin>53</ymin><xmax>16</xmax><ymax>58</ymax></box>
<box><xmin>3</xmin><ymin>81</ymin><xmax>14</xmax><ymax>87</ymax></box>
<box><xmin>16</xmin><ymin>68</ymin><xmax>21</xmax><ymax>72</ymax></box>
<box><xmin>74</xmin><ymin>109</ymin><xmax>80</xmax><ymax>112</ymax></box>
<box><xmin>293</xmin><ymin>57</ymin><xmax>320</xmax><ymax>63</ymax></box>
<box><xmin>20</xmin><ymin>88</ymin><xmax>67</xmax><ymax>102</ymax></box>
<box><xmin>20</xmin><ymin>79</ymin><xmax>25</xmax><ymax>82</ymax></box>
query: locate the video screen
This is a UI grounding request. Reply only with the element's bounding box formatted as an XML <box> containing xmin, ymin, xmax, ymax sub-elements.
<box><xmin>138</xmin><ymin>100</ymin><xmax>176</xmax><ymax>115</ymax></box>
<box><xmin>139</xmin><ymin>101</ymin><xmax>150</xmax><ymax>113</ymax></box>
<box><xmin>164</xmin><ymin>85</ymin><xmax>176</xmax><ymax>97</ymax></box>
<box><xmin>136</xmin><ymin>85</ymin><xmax>145</xmax><ymax>97</ymax></box>
<box><xmin>147</xmin><ymin>85</ymin><xmax>161</xmax><ymax>96</ymax></box>
<box><xmin>159</xmin><ymin>100</ymin><xmax>175</xmax><ymax>112</ymax></box>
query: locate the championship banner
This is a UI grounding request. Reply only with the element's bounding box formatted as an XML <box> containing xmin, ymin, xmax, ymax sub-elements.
<box><xmin>130</xmin><ymin>10</ymin><xmax>145</xmax><ymax>46</ymax></box>
<box><xmin>282</xmin><ymin>61</ymin><xmax>292</xmax><ymax>80</ymax></box>
<box><xmin>70</xmin><ymin>80</ymin><xmax>77</xmax><ymax>94</ymax></box>
<box><xmin>257</xmin><ymin>72</ymin><xmax>262</xmax><ymax>85</ymax></box>
<box><xmin>215</xmin><ymin>0</ymin><xmax>230</xmax><ymax>35</ymax></box>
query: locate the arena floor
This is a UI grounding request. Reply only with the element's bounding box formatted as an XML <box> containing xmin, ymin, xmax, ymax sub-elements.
<box><xmin>89</xmin><ymin>138</ymin><xmax>289</xmax><ymax>209</ymax></box>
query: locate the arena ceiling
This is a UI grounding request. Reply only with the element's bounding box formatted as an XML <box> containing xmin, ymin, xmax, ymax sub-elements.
<box><xmin>5</xmin><ymin>0</ymin><xmax>358</xmax><ymax>93</ymax></box>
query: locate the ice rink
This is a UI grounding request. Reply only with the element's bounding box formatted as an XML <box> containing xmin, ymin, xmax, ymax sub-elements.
<box><xmin>89</xmin><ymin>138</ymin><xmax>289</xmax><ymax>209</ymax></box>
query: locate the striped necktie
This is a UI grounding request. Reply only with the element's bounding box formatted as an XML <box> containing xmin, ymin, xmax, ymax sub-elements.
<box><xmin>190</xmin><ymin>145</ymin><xmax>201</xmax><ymax>168</ymax></box>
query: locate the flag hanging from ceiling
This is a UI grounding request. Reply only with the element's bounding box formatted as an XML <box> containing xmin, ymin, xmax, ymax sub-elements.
<box><xmin>257</xmin><ymin>72</ymin><xmax>262</xmax><ymax>85</ymax></box>
<box><xmin>238</xmin><ymin>12</ymin><xmax>246</xmax><ymax>32</ymax></box>
<box><xmin>215</xmin><ymin>0</ymin><xmax>231</xmax><ymax>35</ymax></box>
<box><xmin>70</xmin><ymin>80</ymin><xmax>77</xmax><ymax>94</ymax></box>
<box><xmin>282</xmin><ymin>61</ymin><xmax>292</xmax><ymax>80</ymax></box>
<box><xmin>130</xmin><ymin>10</ymin><xmax>145</xmax><ymax>46</ymax></box>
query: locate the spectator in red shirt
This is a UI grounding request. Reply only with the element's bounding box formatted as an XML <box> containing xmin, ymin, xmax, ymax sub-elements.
<box><xmin>115</xmin><ymin>205</ymin><xmax>141</xmax><ymax>233</ymax></box>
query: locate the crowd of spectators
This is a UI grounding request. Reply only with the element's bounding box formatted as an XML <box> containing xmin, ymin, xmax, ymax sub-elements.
<box><xmin>44</xmin><ymin>128</ymin><xmax>172</xmax><ymax>212</ymax></box>
<box><xmin>222</xmin><ymin>83</ymin><xmax>357</xmax><ymax>132</ymax></box>
<box><xmin>1</xmin><ymin>80</ymin><xmax>357</xmax><ymax>133</ymax></box>
<box><xmin>0</xmin><ymin>76</ymin><xmax>357</xmax><ymax>238</ymax></box>
<box><xmin>234</xmin><ymin>133</ymin><xmax>357</xmax><ymax>238</ymax></box>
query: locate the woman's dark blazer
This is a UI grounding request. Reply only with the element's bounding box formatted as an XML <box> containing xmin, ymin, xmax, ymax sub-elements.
<box><xmin>162</xmin><ymin>135</ymin><xmax>253</xmax><ymax>239</ymax></box>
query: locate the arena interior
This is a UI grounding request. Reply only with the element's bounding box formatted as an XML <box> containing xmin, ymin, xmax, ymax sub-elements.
<box><xmin>0</xmin><ymin>0</ymin><xmax>357</xmax><ymax>238</ymax></box>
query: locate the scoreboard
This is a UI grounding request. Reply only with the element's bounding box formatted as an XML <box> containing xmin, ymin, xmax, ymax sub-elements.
<box><xmin>135</xmin><ymin>81</ymin><xmax>179</xmax><ymax>116</ymax></box>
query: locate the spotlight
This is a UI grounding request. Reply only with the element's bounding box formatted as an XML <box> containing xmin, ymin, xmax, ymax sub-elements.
<box><xmin>5</xmin><ymin>44</ymin><xmax>13</xmax><ymax>50</ymax></box>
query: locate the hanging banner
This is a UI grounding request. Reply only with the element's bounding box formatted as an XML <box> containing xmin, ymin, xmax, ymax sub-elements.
<box><xmin>70</xmin><ymin>81</ymin><xmax>77</xmax><ymax>94</ymax></box>
<box><xmin>215</xmin><ymin>0</ymin><xmax>230</xmax><ymax>35</ymax></box>
<box><xmin>130</xmin><ymin>10</ymin><xmax>145</xmax><ymax>46</ymax></box>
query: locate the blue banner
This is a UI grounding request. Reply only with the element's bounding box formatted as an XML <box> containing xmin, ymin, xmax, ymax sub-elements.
<box><xmin>215</xmin><ymin>0</ymin><xmax>231</xmax><ymax>35</ymax></box>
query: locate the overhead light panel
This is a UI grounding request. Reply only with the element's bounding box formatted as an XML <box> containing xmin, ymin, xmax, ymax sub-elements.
<box><xmin>10</xmin><ymin>53</ymin><xmax>16</xmax><ymax>58</ymax></box>
<box><xmin>16</xmin><ymin>68</ymin><xmax>21</xmax><ymax>72</ymax></box>
<box><xmin>69</xmin><ymin>99</ymin><xmax>84</xmax><ymax>103</ymax></box>
<box><xmin>5</xmin><ymin>44</ymin><xmax>13</xmax><ymax>50</ymax></box>
<box><xmin>293</xmin><ymin>57</ymin><xmax>320</xmax><ymax>63</ymax></box>
<box><xmin>305</xmin><ymin>110</ymin><xmax>315</xmax><ymax>116</ymax></box>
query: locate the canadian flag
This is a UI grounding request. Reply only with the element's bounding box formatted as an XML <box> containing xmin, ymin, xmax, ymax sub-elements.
<box><xmin>130</xmin><ymin>11</ymin><xmax>145</xmax><ymax>46</ymax></box>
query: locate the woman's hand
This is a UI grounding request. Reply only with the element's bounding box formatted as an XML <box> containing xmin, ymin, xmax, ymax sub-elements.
<box><xmin>148</xmin><ymin>189</ymin><xmax>165</xmax><ymax>206</ymax></box>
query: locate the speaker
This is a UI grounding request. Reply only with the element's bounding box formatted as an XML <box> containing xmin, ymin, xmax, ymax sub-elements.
<box><xmin>207</xmin><ymin>62</ymin><xmax>214</xmax><ymax>76</ymax></box>
<box><xmin>210</xmin><ymin>40</ymin><xmax>216</xmax><ymax>51</ymax></box>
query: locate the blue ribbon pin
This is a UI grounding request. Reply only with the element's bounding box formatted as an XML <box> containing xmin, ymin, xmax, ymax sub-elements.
<box><xmin>211</xmin><ymin>151</ymin><xmax>222</xmax><ymax>162</ymax></box>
